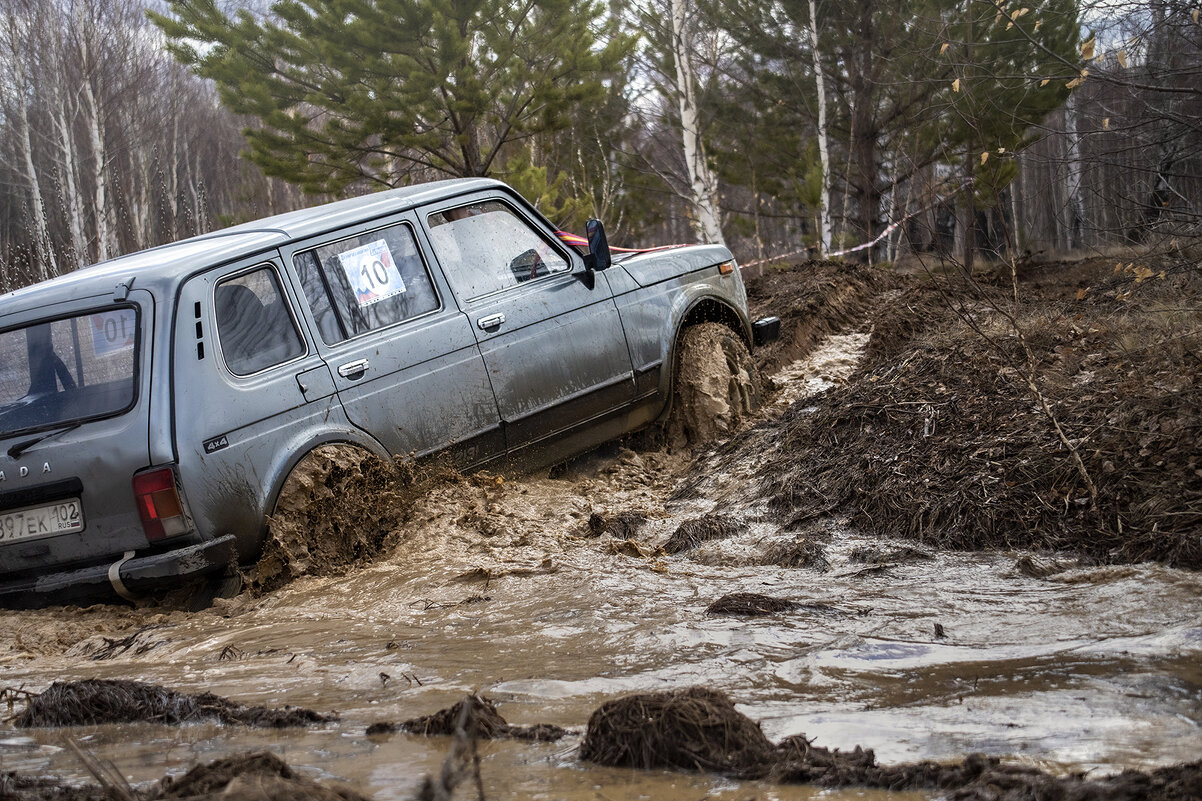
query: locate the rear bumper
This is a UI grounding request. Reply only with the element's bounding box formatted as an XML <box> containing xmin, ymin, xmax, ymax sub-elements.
<box><xmin>0</xmin><ymin>534</ymin><xmax>237</xmax><ymax>610</ymax></box>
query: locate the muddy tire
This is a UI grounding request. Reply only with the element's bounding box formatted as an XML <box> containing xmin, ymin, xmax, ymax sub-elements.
<box><xmin>667</xmin><ymin>322</ymin><xmax>762</xmax><ymax>448</ymax></box>
<box><xmin>247</xmin><ymin>443</ymin><xmax>380</xmax><ymax>594</ymax></box>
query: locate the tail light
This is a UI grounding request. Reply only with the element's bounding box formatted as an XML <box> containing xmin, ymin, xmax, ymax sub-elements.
<box><xmin>132</xmin><ymin>467</ymin><xmax>188</xmax><ymax>541</ymax></box>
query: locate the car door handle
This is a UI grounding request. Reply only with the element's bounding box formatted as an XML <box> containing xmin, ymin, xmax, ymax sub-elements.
<box><xmin>337</xmin><ymin>359</ymin><xmax>370</xmax><ymax>378</ymax></box>
<box><xmin>477</xmin><ymin>313</ymin><xmax>505</xmax><ymax>330</ymax></box>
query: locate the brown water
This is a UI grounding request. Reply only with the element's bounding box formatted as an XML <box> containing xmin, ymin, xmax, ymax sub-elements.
<box><xmin>2</xmin><ymin>334</ymin><xmax>1200</xmax><ymax>799</ymax></box>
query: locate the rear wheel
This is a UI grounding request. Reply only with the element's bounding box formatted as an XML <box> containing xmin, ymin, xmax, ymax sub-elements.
<box><xmin>667</xmin><ymin>322</ymin><xmax>762</xmax><ymax>448</ymax></box>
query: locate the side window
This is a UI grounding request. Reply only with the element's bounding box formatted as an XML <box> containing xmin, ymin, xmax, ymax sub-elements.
<box><xmin>215</xmin><ymin>267</ymin><xmax>305</xmax><ymax>376</ymax></box>
<box><xmin>427</xmin><ymin>201</ymin><xmax>569</xmax><ymax>299</ymax></box>
<box><xmin>294</xmin><ymin>222</ymin><xmax>439</xmax><ymax>344</ymax></box>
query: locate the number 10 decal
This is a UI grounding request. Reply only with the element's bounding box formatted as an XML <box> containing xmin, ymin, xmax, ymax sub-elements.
<box><xmin>339</xmin><ymin>238</ymin><xmax>407</xmax><ymax>308</ymax></box>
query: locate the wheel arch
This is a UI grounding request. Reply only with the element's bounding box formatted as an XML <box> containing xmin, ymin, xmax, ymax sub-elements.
<box><xmin>655</xmin><ymin>295</ymin><xmax>754</xmax><ymax>423</ymax></box>
<box><xmin>228</xmin><ymin>428</ymin><xmax>391</xmax><ymax>563</ymax></box>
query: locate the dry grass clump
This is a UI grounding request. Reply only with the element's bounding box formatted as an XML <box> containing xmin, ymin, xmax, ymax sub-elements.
<box><xmin>13</xmin><ymin>679</ymin><xmax>331</xmax><ymax>728</ymax></box>
<box><xmin>367</xmin><ymin>694</ymin><xmax>568</xmax><ymax>742</ymax></box>
<box><xmin>578</xmin><ymin>687</ymin><xmax>774</xmax><ymax>773</ymax></box>
<box><xmin>705</xmin><ymin>593</ymin><xmax>799</xmax><ymax>616</ymax></box>
<box><xmin>663</xmin><ymin>514</ymin><xmax>741</xmax><ymax>554</ymax></box>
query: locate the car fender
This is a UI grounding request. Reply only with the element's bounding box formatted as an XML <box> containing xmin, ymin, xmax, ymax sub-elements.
<box><xmin>656</xmin><ymin>288</ymin><xmax>754</xmax><ymax>405</ymax></box>
<box><xmin>197</xmin><ymin>422</ymin><xmax>390</xmax><ymax>563</ymax></box>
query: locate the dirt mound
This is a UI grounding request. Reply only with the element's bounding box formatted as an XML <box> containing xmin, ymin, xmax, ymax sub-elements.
<box><xmin>662</xmin><ymin>513</ymin><xmax>741</xmax><ymax>554</ymax></box>
<box><xmin>586</xmin><ymin>511</ymin><xmax>648</xmax><ymax>539</ymax></box>
<box><xmin>580</xmin><ymin>688</ymin><xmax>1202</xmax><ymax>799</ymax></box>
<box><xmin>249</xmin><ymin>445</ymin><xmax>454</xmax><ymax>594</ymax></box>
<box><xmin>579</xmin><ymin>687</ymin><xmax>774</xmax><ymax>772</ymax></box>
<box><xmin>13</xmin><ymin>679</ymin><xmax>332</xmax><ymax>728</ymax></box>
<box><xmin>745</xmin><ymin>260</ymin><xmax>890</xmax><ymax>374</ymax></box>
<box><xmin>759</xmin><ymin>258</ymin><xmax>1202</xmax><ymax>568</ymax></box>
<box><xmin>368</xmin><ymin>694</ymin><xmax>568</xmax><ymax>742</ymax></box>
<box><xmin>705</xmin><ymin>593</ymin><xmax>798</xmax><ymax>616</ymax></box>
<box><xmin>151</xmin><ymin>752</ymin><xmax>369</xmax><ymax>801</ymax></box>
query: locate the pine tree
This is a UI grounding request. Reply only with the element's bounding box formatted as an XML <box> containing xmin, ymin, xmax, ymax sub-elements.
<box><xmin>149</xmin><ymin>0</ymin><xmax>633</xmax><ymax>193</ymax></box>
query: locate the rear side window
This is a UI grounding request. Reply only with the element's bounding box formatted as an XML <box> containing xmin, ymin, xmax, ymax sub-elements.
<box><xmin>0</xmin><ymin>307</ymin><xmax>139</xmax><ymax>438</ymax></box>
<box><xmin>427</xmin><ymin>200</ymin><xmax>569</xmax><ymax>299</ymax></box>
<box><xmin>293</xmin><ymin>222</ymin><xmax>439</xmax><ymax>344</ymax></box>
<box><xmin>215</xmin><ymin>267</ymin><xmax>305</xmax><ymax>376</ymax></box>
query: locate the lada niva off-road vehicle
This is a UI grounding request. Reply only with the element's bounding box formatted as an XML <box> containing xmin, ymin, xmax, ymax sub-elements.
<box><xmin>0</xmin><ymin>178</ymin><xmax>778</xmax><ymax>608</ymax></box>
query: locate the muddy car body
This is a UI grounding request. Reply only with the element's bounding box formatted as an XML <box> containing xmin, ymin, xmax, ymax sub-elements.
<box><xmin>0</xmin><ymin>178</ymin><xmax>776</xmax><ymax>608</ymax></box>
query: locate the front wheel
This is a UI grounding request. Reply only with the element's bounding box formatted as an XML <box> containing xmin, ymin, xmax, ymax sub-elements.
<box><xmin>666</xmin><ymin>322</ymin><xmax>762</xmax><ymax>448</ymax></box>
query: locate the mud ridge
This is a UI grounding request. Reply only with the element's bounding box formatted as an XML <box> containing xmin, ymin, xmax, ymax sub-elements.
<box><xmin>745</xmin><ymin>260</ymin><xmax>891</xmax><ymax>375</ymax></box>
<box><xmin>12</xmin><ymin>679</ymin><xmax>333</xmax><ymax>728</ymax></box>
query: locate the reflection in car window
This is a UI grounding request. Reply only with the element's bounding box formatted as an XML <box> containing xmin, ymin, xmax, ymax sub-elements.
<box><xmin>294</xmin><ymin>223</ymin><xmax>439</xmax><ymax>343</ymax></box>
<box><xmin>427</xmin><ymin>201</ymin><xmax>569</xmax><ymax>299</ymax></box>
<box><xmin>215</xmin><ymin>268</ymin><xmax>305</xmax><ymax>376</ymax></box>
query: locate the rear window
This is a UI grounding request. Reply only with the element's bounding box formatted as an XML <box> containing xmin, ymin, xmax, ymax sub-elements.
<box><xmin>0</xmin><ymin>307</ymin><xmax>139</xmax><ymax>438</ymax></box>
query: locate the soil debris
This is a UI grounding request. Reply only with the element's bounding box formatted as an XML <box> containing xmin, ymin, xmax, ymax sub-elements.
<box><xmin>12</xmin><ymin>679</ymin><xmax>332</xmax><ymax>729</ymax></box>
<box><xmin>586</xmin><ymin>510</ymin><xmax>648</xmax><ymax>539</ymax></box>
<box><xmin>662</xmin><ymin>513</ymin><xmax>741</xmax><ymax>554</ymax></box>
<box><xmin>705</xmin><ymin>593</ymin><xmax>799</xmax><ymax>616</ymax></box>
<box><xmin>580</xmin><ymin>687</ymin><xmax>1202</xmax><ymax>799</ymax></box>
<box><xmin>749</xmin><ymin>258</ymin><xmax>1202</xmax><ymax>568</ymax></box>
<box><xmin>367</xmin><ymin>694</ymin><xmax>568</xmax><ymax>742</ymax></box>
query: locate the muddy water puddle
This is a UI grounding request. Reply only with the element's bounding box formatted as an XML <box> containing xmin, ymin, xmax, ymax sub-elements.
<box><xmin>2</xmin><ymin>335</ymin><xmax>1200</xmax><ymax>799</ymax></box>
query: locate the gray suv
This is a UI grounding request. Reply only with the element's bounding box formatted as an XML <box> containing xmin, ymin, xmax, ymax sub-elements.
<box><xmin>0</xmin><ymin>178</ymin><xmax>777</xmax><ymax>608</ymax></box>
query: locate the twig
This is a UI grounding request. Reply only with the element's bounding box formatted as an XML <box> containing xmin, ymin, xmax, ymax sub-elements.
<box><xmin>66</xmin><ymin>739</ymin><xmax>136</xmax><ymax>801</ymax></box>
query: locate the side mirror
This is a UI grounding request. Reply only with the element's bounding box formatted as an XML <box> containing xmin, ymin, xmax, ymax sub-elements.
<box><xmin>584</xmin><ymin>219</ymin><xmax>611</xmax><ymax>272</ymax></box>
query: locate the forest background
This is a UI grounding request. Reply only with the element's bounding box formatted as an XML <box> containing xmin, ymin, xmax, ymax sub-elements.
<box><xmin>0</xmin><ymin>0</ymin><xmax>1198</xmax><ymax>292</ymax></box>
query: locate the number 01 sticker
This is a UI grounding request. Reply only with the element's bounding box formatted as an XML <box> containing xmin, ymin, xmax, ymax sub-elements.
<box><xmin>339</xmin><ymin>238</ymin><xmax>407</xmax><ymax>307</ymax></box>
<box><xmin>89</xmin><ymin>309</ymin><xmax>136</xmax><ymax>356</ymax></box>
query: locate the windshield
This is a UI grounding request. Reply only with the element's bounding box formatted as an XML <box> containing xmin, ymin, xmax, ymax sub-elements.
<box><xmin>0</xmin><ymin>307</ymin><xmax>139</xmax><ymax>439</ymax></box>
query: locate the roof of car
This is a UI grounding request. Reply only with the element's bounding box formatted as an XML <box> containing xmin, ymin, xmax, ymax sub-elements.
<box><xmin>0</xmin><ymin>177</ymin><xmax>501</xmax><ymax>312</ymax></box>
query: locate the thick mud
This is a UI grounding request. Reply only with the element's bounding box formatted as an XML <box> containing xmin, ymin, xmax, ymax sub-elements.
<box><xmin>2</xmin><ymin>258</ymin><xmax>1200</xmax><ymax>800</ymax></box>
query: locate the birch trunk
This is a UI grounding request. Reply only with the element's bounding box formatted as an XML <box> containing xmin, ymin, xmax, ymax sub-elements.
<box><xmin>668</xmin><ymin>0</ymin><xmax>725</xmax><ymax>246</ymax></box>
<box><xmin>81</xmin><ymin>74</ymin><xmax>111</xmax><ymax>262</ymax></box>
<box><xmin>15</xmin><ymin>95</ymin><xmax>56</xmax><ymax>281</ymax></box>
<box><xmin>1063</xmin><ymin>93</ymin><xmax>1084</xmax><ymax>251</ymax></box>
<box><xmin>1</xmin><ymin>7</ymin><xmax>56</xmax><ymax>280</ymax></box>
<box><xmin>808</xmin><ymin>0</ymin><xmax>831</xmax><ymax>256</ymax></box>
<box><xmin>52</xmin><ymin>88</ymin><xmax>87</xmax><ymax>268</ymax></box>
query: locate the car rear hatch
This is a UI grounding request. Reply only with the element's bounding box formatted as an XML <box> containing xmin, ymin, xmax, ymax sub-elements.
<box><xmin>0</xmin><ymin>300</ymin><xmax>157</xmax><ymax>587</ymax></box>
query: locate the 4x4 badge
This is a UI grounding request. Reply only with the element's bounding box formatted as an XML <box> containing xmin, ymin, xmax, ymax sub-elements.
<box><xmin>203</xmin><ymin>435</ymin><xmax>229</xmax><ymax>454</ymax></box>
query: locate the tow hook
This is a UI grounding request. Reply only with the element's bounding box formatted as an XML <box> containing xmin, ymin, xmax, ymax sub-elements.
<box><xmin>107</xmin><ymin>551</ymin><xmax>141</xmax><ymax>602</ymax></box>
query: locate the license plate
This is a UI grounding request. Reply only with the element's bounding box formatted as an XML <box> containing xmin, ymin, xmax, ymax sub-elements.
<box><xmin>0</xmin><ymin>498</ymin><xmax>84</xmax><ymax>542</ymax></box>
